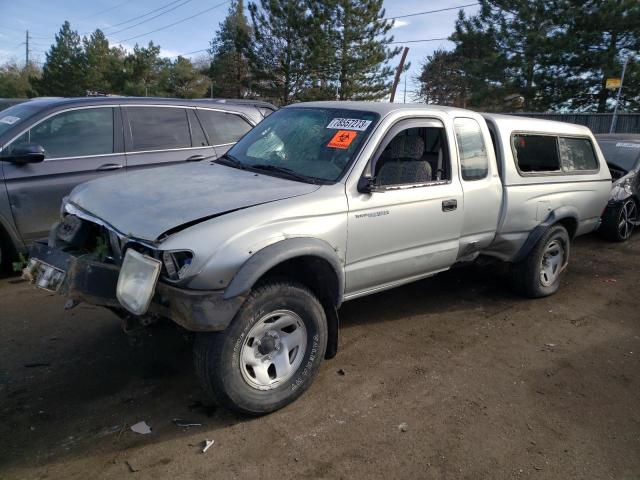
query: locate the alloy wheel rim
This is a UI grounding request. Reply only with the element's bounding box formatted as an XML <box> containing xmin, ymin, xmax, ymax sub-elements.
<box><xmin>540</xmin><ymin>239</ymin><xmax>564</xmax><ymax>287</ymax></box>
<box><xmin>239</xmin><ymin>309</ymin><xmax>307</xmax><ymax>390</ymax></box>
<box><xmin>617</xmin><ymin>200</ymin><xmax>638</xmax><ymax>240</ymax></box>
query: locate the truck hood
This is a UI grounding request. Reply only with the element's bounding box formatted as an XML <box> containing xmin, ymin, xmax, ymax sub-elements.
<box><xmin>68</xmin><ymin>162</ymin><xmax>320</xmax><ymax>242</ymax></box>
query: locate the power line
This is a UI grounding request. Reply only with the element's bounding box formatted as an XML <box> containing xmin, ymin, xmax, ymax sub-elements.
<box><xmin>103</xmin><ymin>0</ymin><xmax>191</xmax><ymax>30</ymax></box>
<box><xmin>106</xmin><ymin>0</ymin><xmax>194</xmax><ymax>37</ymax></box>
<box><xmin>390</xmin><ymin>37</ymin><xmax>452</xmax><ymax>44</ymax></box>
<box><xmin>384</xmin><ymin>3</ymin><xmax>479</xmax><ymax>21</ymax></box>
<box><xmin>76</xmin><ymin>0</ymin><xmax>131</xmax><ymax>21</ymax></box>
<box><xmin>168</xmin><ymin>48</ymin><xmax>210</xmax><ymax>58</ymax></box>
<box><xmin>118</xmin><ymin>0</ymin><xmax>229</xmax><ymax>43</ymax></box>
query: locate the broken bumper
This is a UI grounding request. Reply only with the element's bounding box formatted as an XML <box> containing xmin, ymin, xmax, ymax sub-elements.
<box><xmin>26</xmin><ymin>243</ymin><xmax>245</xmax><ymax>332</ymax></box>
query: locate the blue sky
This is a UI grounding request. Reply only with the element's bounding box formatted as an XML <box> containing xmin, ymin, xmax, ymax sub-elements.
<box><xmin>0</xmin><ymin>0</ymin><xmax>479</xmax><ymax>100</ymax></box>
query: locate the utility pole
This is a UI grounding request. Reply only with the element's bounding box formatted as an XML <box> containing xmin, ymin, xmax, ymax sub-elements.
<box><xmin>390</xmin><ymin>47</ymin><xmax>409</xmax><ymax>103</ymax></box>
<box><xmin>25</xmin><ymin>30</ymin><xmax>29</xmax><ymax>67</ymax></box>
<box><xmin>610</xmin><ymin>55</ymin><xmax>631</xmax><ymax>134</ymax></box>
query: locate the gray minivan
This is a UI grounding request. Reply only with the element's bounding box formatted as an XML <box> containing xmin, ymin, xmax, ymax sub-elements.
<box><xmin>0</xmin><ymin>97</ymin><xmax>258</xmax><ymax>269</ymax></box>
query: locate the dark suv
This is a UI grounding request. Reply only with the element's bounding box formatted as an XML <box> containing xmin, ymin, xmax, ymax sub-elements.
<box><xmin>0</xmin><ymin>97</ymin><xmax>258</xmax><ymax>269</ymax></box>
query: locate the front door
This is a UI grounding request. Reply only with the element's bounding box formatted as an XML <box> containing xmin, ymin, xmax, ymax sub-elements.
<box><xmin>3</xmin><ymin>106</ymin><xmax>125</xmax><ymax>242</ymax></box>
<box><xmin>345</xmin><ymin>119</ymin><xmax>464</xmax><ymax>297</ymax></box>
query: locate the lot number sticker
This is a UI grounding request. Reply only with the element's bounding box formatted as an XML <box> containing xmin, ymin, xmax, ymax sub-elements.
<box><xmin>327</xmin><ymin>130</ymin><xmax>357</xmax><ymax>149</ymax></box>
<box><xmin>326</xmin><ymin>118</ymin><xmax>372</xmax><ymax>131</ymax></box>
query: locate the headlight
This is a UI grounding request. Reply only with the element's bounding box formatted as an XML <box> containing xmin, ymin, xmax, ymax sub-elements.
<box><xmin>162</xmin><ymin>250</ymin><xmax>193</xmax><ymax>280</ymax></box>
<box><xmin>117</xmin><ymin>249</ymin><xmax>162</xmax><ymax>315</ymax></box>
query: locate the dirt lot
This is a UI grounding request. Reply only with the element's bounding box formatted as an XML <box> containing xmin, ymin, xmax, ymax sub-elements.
<box><xmin>1</xmin><ymin>233</ymin><xmax>639</xmax><ymax>480</ymax></box>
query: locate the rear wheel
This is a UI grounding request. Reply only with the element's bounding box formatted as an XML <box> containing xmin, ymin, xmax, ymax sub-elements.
<box><xmin>0</xmin><ymin>232</ymin><xmax>16</xmax><ymax>274</ymax></box>
<box><xmin>194</xmin><ymin>280</ymin><xmax>327</xmax><ymax>415</ymax></box>
<box><xmin>511</xmin><ymin>225</ymin><xmax>570</xmax><ymax>298</ymax></box>
<box><xmin>600</xmin><ymin>198</ymin><xmax>638</xmax><ymax>242</ymax></box>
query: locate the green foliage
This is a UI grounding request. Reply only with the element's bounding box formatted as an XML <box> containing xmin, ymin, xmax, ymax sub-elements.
<box><xmin>164</xmin><ymin>57</ymin><xmax>209</xmax><ymax>98</ymax></box>
<box><xmin>0</xmin><ymin>62</ymin><xmax>40</xmax><ymax>98</ymax></box>
<box><xmin>12</xmin><ymin>253</ymin><xmax>29</xmax><ymax>273</ymax></box>
<box><xmin>34</xmin><ymin>21</ymin><xmax>86</xmax><ymax>96</ymax></box>
<box><xmin>417</xmin><ymin>0</ymin><xmax>640</xmax><ymax>112</ymax></box>
<box><xmin>209</xmin><ymin>0</ymin><xmax>253</xmax><ymax>98</ymax></box>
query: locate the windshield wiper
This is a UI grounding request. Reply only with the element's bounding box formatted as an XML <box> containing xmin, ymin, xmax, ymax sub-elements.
<box><xmin>249</xmin><ymin>164</ymin><xmax>318</xmax><ymax>184</ymax></box>
<box><xmin>214</xmin><ymin>153</ymin><xmax>246</xmax><ymax>169</ymax></box>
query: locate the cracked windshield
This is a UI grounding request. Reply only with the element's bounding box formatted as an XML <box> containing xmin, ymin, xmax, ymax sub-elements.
<box><xmin>223</xmin><ymin>108</ymin><xmax>378</xmax><ymax>182</ymax></box>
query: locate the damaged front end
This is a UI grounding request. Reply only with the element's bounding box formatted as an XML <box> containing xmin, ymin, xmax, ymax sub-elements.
<box><xmin>25</xmin><ymin>208</ymin><xmax>245</xmax><ymax>333</ymax></box>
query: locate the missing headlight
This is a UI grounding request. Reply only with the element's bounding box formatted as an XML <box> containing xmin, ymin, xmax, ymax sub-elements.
<box><xmin>162</xmin><ymin>251</ymin><xmax>193</xmax><ymax>280</ymax></box>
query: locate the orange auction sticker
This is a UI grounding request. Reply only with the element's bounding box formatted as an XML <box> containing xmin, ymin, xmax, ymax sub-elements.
<box><xmin>327</xmin><ymin>130</ymin><xmax>357</xmax><ymax>149</ymax></box>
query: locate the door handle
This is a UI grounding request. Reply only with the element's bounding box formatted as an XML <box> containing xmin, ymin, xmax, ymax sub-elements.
<box><xmin>185</xmin><ymin>155</ymin><xmax>206</xmax><ymax>162</ymax></box>
<box><xmin>96</xmin><ymin>163</ymin><xmax>124</xmax><ymax>171</ymax></box>
<box><xmin>442</xmin><ymin>199</ymin><xmax>457</xmax><ymax>212</ymax></box>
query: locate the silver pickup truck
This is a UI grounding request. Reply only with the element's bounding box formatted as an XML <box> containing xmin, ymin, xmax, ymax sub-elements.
<box><xmin>26</xmin><ymin>102</ymin><xmax>611</xmax><ymax>414</ymax></box>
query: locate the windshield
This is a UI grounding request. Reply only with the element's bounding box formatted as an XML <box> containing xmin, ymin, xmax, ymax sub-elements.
<box><xmin>597</xmin><ymin>140</ymin><xmax>640</xmax><ymax>173</ymax></box>
<box><xmin>224</xmin><ymin>107</ymin><xmax>378</xmax><ymax>182</ymax></box>
<box><xmin>0</xmin><ymin>102</ymin><xmax>43</xmax><ymax>139</ymax></box>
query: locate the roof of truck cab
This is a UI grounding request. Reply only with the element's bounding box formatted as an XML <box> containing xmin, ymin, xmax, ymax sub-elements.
<box><xmin>286</xmin><ymin>101</ymin><xmax>473</xmax><ymax>116</ymax></box>
<box><xmin>482</xmin><ymin>112</ymin><xmax>594</xmax><ymax>136</ymax></box>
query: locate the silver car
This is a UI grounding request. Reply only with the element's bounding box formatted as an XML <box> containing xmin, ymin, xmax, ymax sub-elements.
<box><xmin>27</xmin><ymin>102</ymin><xmax>611</xmax><ymax>414</ymax></box>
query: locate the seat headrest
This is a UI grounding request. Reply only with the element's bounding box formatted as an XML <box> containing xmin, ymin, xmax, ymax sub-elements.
<box><xmin>387</xmin><ymin>135</ymin><xmax>425</xmax><ymax>160</ymax></box>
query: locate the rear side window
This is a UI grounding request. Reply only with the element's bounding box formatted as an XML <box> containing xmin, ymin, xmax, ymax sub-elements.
<box><xmin>513</xmin><ymin>134</ymin><xmax>560</xmax><ymax>173</ymax></box>
<box><xmin>198</xmin><ymin>109</ymin><xmax>252</xmax><ymax>145</ymax></box>
<box><xmin>454</xmin><ymin>117</ymin><xmax>489</xmax><ymax>180</ymax></box>
<box><xmin>558</xmin><ymin>137</ymin><xmax>598</xmax><ymax>171</ymax></box>
<box><xmin>127</xmin><ymin>107</ymin><xmax>191</xmax><ymax>151</ymax></box>
<box><xmin>8</xmin><ymin>107</ymin><xmax>114</xmax><ymax>159</ymax></box>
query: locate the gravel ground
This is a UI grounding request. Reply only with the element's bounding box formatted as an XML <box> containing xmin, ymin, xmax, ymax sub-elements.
<box><xmin>0</xmin><ymin>233</ymin><xmax>639</xmax><ymax>479</ymax></box>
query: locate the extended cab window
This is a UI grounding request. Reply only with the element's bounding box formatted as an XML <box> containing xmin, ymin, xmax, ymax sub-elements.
<box><xmin>558</xmin><ymin>137</ymin><xmax>598</xmax><ymax>172</ymax></box>
<box><xmin>454</xmin><ymin>117</ymin><xmax>489</xmax><ymax>180</ymax></box>
<box><xmin>198</xmin><ymin>110</ymin><xmax>252</xmax><ymax>145</ymax></box>
<box><xmin>127</xmin><ymin>107</ymin><xmax>191</xmax><ymax>151</ymax></box>
<box><xmin>513</xmin><ymin>134</ymin><xmax>560</xmax><ymax>173</ymax></box>
<box><xmin>374</xmin><ymin>125</ymin><xmax>450</xmax><ymax>187</ymax></box>
<box><xmin>8</xmin><ymin>107</ymin><xmax>114</xmax><ymax>159</ymax></box>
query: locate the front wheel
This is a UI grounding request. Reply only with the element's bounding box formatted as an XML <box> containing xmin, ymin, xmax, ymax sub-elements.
<box><xmin>511</xmin><ymin>225</ymin><xmax>570</xmax><ymax>298</ymax></box>
<box><xmin>194</xmin><ymin>281</ymin><xmax>327</xmax><ymax>415</ymax></box>
<box><xmin>600</xmin><ymin>198</ymin><xmax>638</xmax><ymax>242</ymax></box>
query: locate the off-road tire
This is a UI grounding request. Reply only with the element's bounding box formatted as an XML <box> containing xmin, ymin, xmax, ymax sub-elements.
<box><xmin>194</xmin><ymin>280</ymin><xmax>327</xmax><ymax>415</ymax></box>
<box><xmin>599</xmin><ymin>198</ymin><xmax>638</xmax><ymax>242</ymax></box>
<box><xmin>0</xmin><ymin>231</ymin><xmax>15</xmax><ymax>274</ymax></box>
<box><xmin>510</xmin><ymin>225</ymin><xmax>570</xmax><ymax>298</ymax></box>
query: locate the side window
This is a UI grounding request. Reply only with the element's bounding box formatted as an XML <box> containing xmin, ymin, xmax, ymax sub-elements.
<box><xmin>127</xmin><ymin>107</ymin><xmax>191</xmax><ymax>151</ymax></box>
<box><xmin>187</xmin><ymin>109</ymin><xmax>208</xmax><ymax>148</ymax></box>
<box><xmin>454</xmin><ymin>117</ymin><xmax>489</xmax><ymax>180</ymax></box>
<box><xmin>197</xmin><ymin>109</ymin><xmax>252</xmax><ymax>145</ymax></box>
<box><xmin>9</xmin><ymin>108</ymin><xmax>114</xmax><ymax>159</ymax></box>
<box><xmin>513</xmin><ymin>134</ymin><xmax>560</xmax><ymax>173</ymax></box>
<box><xmin>374</xmin><ymin>126</ymin><xmax>450</xmax><ymax>187</ymax></box>
<box><xmin>558</xmin><ymin>137</ymin><xmax>598</xmax><ymax>172</ymax></box>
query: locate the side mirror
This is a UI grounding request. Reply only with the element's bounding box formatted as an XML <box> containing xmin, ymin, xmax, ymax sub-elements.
<box><xmin>357</xmin><ymin>175</ymin><xmax>379</xmax><ymax>194</ymax></box>
<box><xmin>1</xmin><ymin>143</ymin><xmax>46</xmax><ymax>164</ymax></box>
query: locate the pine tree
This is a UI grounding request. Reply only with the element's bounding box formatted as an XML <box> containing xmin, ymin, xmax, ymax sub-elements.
<box><xmin>122</xmin><ymin>42</ymin><xmax>169</xmax><ymax>96</ymax></box>
<box><xmin>555</xmin><ymin>0</ymin><xmax>640</xmax><ymax>112</ymax></box>
<box><xmin>209</xmin><ymin>0</ymin><xmax>253</xmax><ymax>98</ymax></box>
<box><xmin>164</xmin><ymin>57</ymin><xmax>209</xmax><ymax>98</ymax></box>
<box><xmin>0</xmin><ymin>62</ymin><xmax>41</xmax><ymax>98</ymax></box>
<box><xmin>83</xmin><ymin>29</ymin><xmax>115</xmax><ymax>94</ymax></box>
<box><xmin>326</xmin><ymin>0</ymin><xmax>403</xmax><ymax>101</ymax></box>
<box><xmin>414</xmin><ymin>49</ymin><xmax>467</xmax><ymax>107</ymax></box>
<box><xmin>248</xmin><ymin>0</ymin><xmax>311</xmax><ymax>104</ymax></box>
<box><xmin>36</xmin><ymin>21</ymin><xmax>86</xmax><ymax>96</ymax></box>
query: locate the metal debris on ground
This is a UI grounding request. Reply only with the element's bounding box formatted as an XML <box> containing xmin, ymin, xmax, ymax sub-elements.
<box><xmin>202</xmin><ymin>439</ymin><xmax>215</xmax><ymax>453</ymax></box>
<box><xmin>173</xmin><ymin>419</ymin><xmax>203</xmax><ymax>428</ymax></box>
<box><xmin>130</xmin><ymin>421</ymin><xmax>152</xmax><ymax>435</ymax></box>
